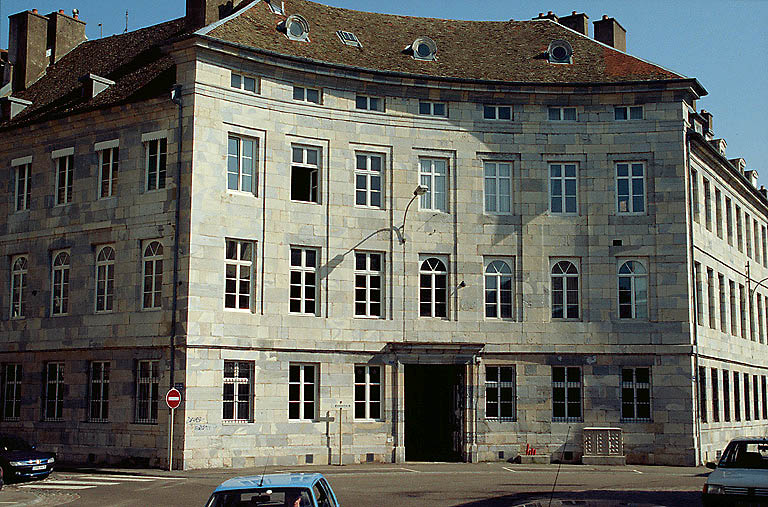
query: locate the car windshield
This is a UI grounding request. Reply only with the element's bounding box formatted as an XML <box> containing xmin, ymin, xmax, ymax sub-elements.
<box><xmin>719</xmin><ymin>441</ymin><xmax>768</xmax><ymax>469</ymax></box>
<box><xmin>0</xmin><ymin>435</ymin><xmax>33</xmax><ymax>451</ymax></box>
<box><xmin>206</xmin><ymin>487</ymin><xmax>312</xmax><ymax>507</ymax></box>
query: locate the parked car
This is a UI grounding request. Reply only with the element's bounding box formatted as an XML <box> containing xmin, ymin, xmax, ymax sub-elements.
<box><xmin>703</xmin><ymin>437</ymin><xmax>768</xmax><ymax>506</ymax></box>
<box><xmin>205</xmin><ymin>473</ymin><xmax>340</xmax><ymax>507</ymax></box>
<box><xmin>0</xmin><ymin>434</ymin><xmax>55</xmax><ymax>483</ymax></box>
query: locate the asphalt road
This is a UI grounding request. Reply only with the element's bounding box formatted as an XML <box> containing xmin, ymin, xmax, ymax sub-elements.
<box><xmin>0</xmin><ymin>462</ymin><xmax>709</xmax><ymax>506</ymax></box>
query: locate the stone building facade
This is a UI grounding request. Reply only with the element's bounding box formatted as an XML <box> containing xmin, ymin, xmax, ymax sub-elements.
<box><xmin>0</xmin><ymin>0</ymin><xmax>766</xmax><ymax>469</ymax></box>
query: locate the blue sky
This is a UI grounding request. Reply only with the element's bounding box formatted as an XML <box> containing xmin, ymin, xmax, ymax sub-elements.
<box><xmin>2</xmin><ymin>0</ymin><xmax>767</xmax><ymax>186</ymax></box>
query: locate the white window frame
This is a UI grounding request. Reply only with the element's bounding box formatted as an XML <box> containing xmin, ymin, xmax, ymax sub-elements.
<box><xmin>225</xmin><ymin>239</ymin><xmax>255</xmax><ymax>311</ymax></box>
<box><xmin>548</xmin><ymin>106</ymin><xmax>577</xmax><ymax>121</ymax></box>
<box><xmin>14</xmin><ymin>163</ymin><xmax>31</xmax><ymax>212</ymax></box>
<box><xmin>621</xmin><ymin>367</ymin><xmax>651</xmax><ymax>422</ymax></box>
<box><xmin>291</xmin><ymin>145</ymin><xmax>320</xmax><ymax>203</ymax></box>
<box><xmin>616</xmin><ymin>162</ymin><xmax>646</xmax><ymax>214</ymax></box>
<box><xmin>10</xmin><ymin>255</ymin><xmax>27</xmax><ymax>319</ymax></box>
<box><xmin>418</xmin><ymin>158</ymin><xmax>448</xmax><ymax>212</ymax></box>
<box><xmin>54</xmin><ymin>154</ymin><xmax>74</xmax><ymax>206</ymax></box>
<box><xmin>142</xmin><ymin>241</ymin><xmax>163</xmax><ymax>310</ymax></box>
<box><xmin>288</xmin><ymin>363</ymin><xmax>317</xmax><ymax>420</ymax></box>
<box><xmin>227</xmin><ymin>135</ymin><xmax>258</xmax><ymax>194</ymax></box>
<box><xmin>614</xmin><ymin>105</ymin><xmax>643</xmax><ymax>121</ymax></box>
<box><xmin>51</xmin><ymin>250</ymin><xmax>70</xmax><ymax>316</ymax></box>
<box><xmin>293</xmin><ymin>86</ymin><xmax>321</xmax><ymax>104</ymax></box>
<box><xmin>483</xmin><ymin>161</ymin><xmax>512</xmax><ymax>215</ymax></box>
<box><xmin>98</xmin><ymin>146</ymin><xmax>119</xmax><ymax>198</ymax></box>
<box><xmin>223</xmin><ymin>360</ymin><xmax>254</xmax><ymax>423</ymax></box>
<box><xmin>355</xmin><ymin>95</ymin><xmax>384</xmax><ymax>112</ymax></box>
<box><xmin>548</xmin><ymin>162</ymin><xmax>578</xmax><ymax>215</ymax></box>
<box><xmin>418</xmin><ymin>101</ymin><xmax>447</xmax><ymax>117</ymax></box>
<box><xmin>485</xmin><ymin>365</ymin><xmax>516</xmax><ymax>421</ymax></box>
<box><xmin>289</xmin><ymin>247</ymin><xmax>318</xmax><ymax>315</ymax></box>
<box><xmin>552</xmin><ymin>366</ymin><xmax>582</xmax><ymax>422</ymax></box>
<box><xmin>354</xmin><ymin>365</ymin><xmax>382</xmax><ymax>420</ymax></box>
<box><xmin>484</xmin><ymin>258</ymin><xmax>514</xmax><ymax>320</ymax></box>
<box><xmin>419</xmin><ymin>256</ymin><xmax>448</xmax><ymax>318</ymax></box>
<box><xmin>2</xmin><ymin>363</ymin><xmax>22</xmax><ymax>421</ymax></box>
<box><xmin>135</xmin><ymin>360</ymin><xmax>159</xmax><ymax>424</ymax></box>
<box><xmin>44</xmin><ymin>362</ymin><xmax>65</xmax><ymax>421</ymax></box>
<box><xmin>617</xmin><ymin>260</ymin><xmax>648</xmax><ymax>320</ymax></box>
<box><xmin>551</xmin><ymin>259</ymin><xmax>579</xmax><ymax>320</ymax></box>
<box><xmin>483</xmin><ymin>105</ymin><xmax>512</xmax><ymax>120</ymax></box>
<box><xmin>354</xmin><ymin>153</ymin><xmax>384</xmax><ymax>209</ymax></box>
<box><xmin>95</xmin><ymin>245</ymin><xmax>116</xmax><ymax>313</ymax></box>
<box><xmin>144</xmin><ymin>138</ymin><xmax>167</xmax><ymax>191</ymax></box>
<box><xmin>354</xmin><ymin>251</ymin><xmax>383</xmax><ymax>318</ymax></box>
<box><xmin>230</xmin><ymin>72</ymin><xmax>259</xmax><ymax>93</ymax></box>
<box><xmin>89</xmin><ymin>361</ymin><xmax>110</xmax><ymax>422</ymax></box>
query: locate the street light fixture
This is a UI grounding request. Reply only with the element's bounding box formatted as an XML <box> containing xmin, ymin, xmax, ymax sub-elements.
<box><xmin>400</xmin><ymin>185</ymin><xmax>428</xmax><ymax>244</ymax></box>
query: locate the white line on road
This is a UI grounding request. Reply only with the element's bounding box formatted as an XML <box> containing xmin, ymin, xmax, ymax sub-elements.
<box><xmin>18</xmin><ymin>484</ymin><xmax>96</xmax><ymax>490</ymax></box>
<box><xmin>502</xmin><ymin>467</ymin><xmax>516</xmax><ymax>473</ymax></box>
<box><xmin>63</xmin><ymin>475</ymin><xmax>158</xmax><ymax>482</ymax></box>
<box><xmin>25</xmin><ymin>479</ymin><xmax>121</xmax><ymax>486</ymax></box>
<box><xmin>398</xmin><ymin>468</ymin><xmax>420</xmax><ymax>472</ymax></box>
<box><xmin>632</xmin><ymin>469</ymin><xmax>644</xmax><ymax>474</ymax></box>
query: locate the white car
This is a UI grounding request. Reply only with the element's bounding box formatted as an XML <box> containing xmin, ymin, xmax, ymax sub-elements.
<box><xmin>703</xmin><ymin>437</ymin><xmax>768</xmax><ymax>506</ymax></box>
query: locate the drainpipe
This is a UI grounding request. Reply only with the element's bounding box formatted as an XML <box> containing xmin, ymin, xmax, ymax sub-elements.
<box><xmin>170</xmin><ymin>84</ymin><xmax>183</xmax><ymax>387</ymax></box>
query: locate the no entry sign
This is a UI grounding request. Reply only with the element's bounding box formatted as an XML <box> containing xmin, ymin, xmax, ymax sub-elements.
<box><xmin>166</xmin><ymin>388</ymin><xmax>182</xmax><ymax>409</ymax></box>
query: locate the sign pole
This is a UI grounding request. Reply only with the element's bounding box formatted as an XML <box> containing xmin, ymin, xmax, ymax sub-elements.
<box><xmin>338</xmin><ymin>406</ymin><xmax>342</xmax><ymax>466</ymax></box>
<box><xmin>169</xmin><ymin>407</ymin><xmax>174</xmax><ymax>471</ymax></box>
<box><xmin>165</xmin><ymin>387</ymin><xmax>182</xmax><ymax>472</ymax></box>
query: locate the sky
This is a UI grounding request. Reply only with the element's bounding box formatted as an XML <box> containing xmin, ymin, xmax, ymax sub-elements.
<box><xmin>2</xmin><ymin>0</ymin><xmax>767</xmax><ymax>186</ymax></box>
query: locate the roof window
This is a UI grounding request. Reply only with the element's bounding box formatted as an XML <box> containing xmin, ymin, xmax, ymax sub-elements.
<box><xmin>266</xmin><ymin>0</ymin><xmax>284</xmax><ymax>15</ymax></box>
<box><xmin>547</xmin><ymin>40</ymin><xmax>573</xmax><ymax>64</ymax></box>
<box><xmin>337</xmin><ymin>30</ymin><xmax>361</xmax><ymax>48</ymax></box>
<box><xmin>282</xmin><ymin>15</ymin><xmax>310</xmax><ymax>42</ymax></box>
<box><xmin>410</xmin><ymin>37</ymin><xmax>437</xmax><ymax>61</ymax></box>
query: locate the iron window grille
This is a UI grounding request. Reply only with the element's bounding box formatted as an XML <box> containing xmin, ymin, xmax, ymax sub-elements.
<box><xmin>485</xmin><ymin>366</ymin><xmax>516</xmax><ymax>421</ymax></box>
<box><xmin>2</xmin><ymin>363</ymin><xmax>22</xmax><ymax>421</ymax></box>
<box><xmin>44</xmin><ymin>362</ymin><xmax>65</xmax><ymax>421</ymax></box>
<box><xmin>89</xmin><ymin>361</ymin><xmax>110</xmax><ymax>422</ymax></box>
<box><xmin>621</xmin><ymin>367</ymin><xmax>651</xmax><ymax>422</ymax></box>
<box><xmin>135</xmin><ymin>360</ymin><xmax>159</xmax><ymax>424</ymax></box>
<box><xmin>552</xmin><ymin>366</ymin><xmax>582</xmax><ymax>422</ymax></box>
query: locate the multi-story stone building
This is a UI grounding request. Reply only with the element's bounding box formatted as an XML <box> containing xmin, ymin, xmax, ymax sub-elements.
<box><xmin>1</xmin><ymin>0</ymin><xmax>766</xmax><ymax>469</ymax></box>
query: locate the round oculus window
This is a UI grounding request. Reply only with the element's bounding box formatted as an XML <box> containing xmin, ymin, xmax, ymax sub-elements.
<box><xmin>547</xmin><ymin>40</ymin><xmax>573</xmax><ymax>63</ymax></box>
<box><xmin>551</xmin><ymin>45</ymin><xmax>568</xmax><ymax>60</ymax></box>
<box><xmin>411</xmin><ymin>37</ymin><xmax>437</xmax><ymax>60</ymax></box>
<box><xmin>416</xmin><ymin>43</ymin><xmax>431</xmax><ymax>58</ymax></box>
<box><xmin>283</xmin><ymin>14</ymin><xmax>309</xmax><ymax>40</ymax></box>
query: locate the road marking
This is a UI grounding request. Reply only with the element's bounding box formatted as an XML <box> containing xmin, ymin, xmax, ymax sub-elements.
<box><xmin>398</xmin><ymin>467</ymin><xmax>420</xmax><ymax>472</ymax></box>
<box><xmin>18</xmin><ymin>484</ymin><xmax>96</xmax><ymax>490</ymax></box>
<box><xmin>23</xmin><ymin>479</ymin><xmax>121</xmax><ymax>486</ymax></box>
<box><xmin>632</xmin><ymin>469</ymin><xmax>644</xmax><ymax>474</ymax></box>
<box><xmin>502</xmin><ymin>467</ymin><xmax>516</xmax><ymax>473</ymax></box>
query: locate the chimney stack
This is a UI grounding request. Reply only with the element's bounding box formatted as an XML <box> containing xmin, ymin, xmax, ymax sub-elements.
<box><xmin>558</xmin><ymin>11</ymin><xmax>589</xmax><ymax>36</ymax></box>
<box><xmin>46</xmin><ymin>10</ymin><xmax>87</xmax><ymax>64</ymax></box>
<box><xmin>759</xmin><ymin>186</ymin><xmax>767</xmax><ymax>199</ymax></box>
<box><xmin>533</xmin><ymin>11</ymin><xmax>559</xmax><ymax>22</ymax></box>
<box><xmin>593</xmin><ymin>15</ymin><xmax>626</xmax><ymax>52</ymax></box>
<box><xmin>186</xmin><ymin>0</ymin><xmax>236</xmax><ymax>30</ymax></box>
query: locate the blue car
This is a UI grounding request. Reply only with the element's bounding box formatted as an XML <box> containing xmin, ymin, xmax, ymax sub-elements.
<box><xmin>205</xmin><ymin>473</ymin><xmax>340</xmax><ymax>507</ymax></box>
<box><xmin>0</xmin><ymin>434</ymin><xmax>55</xmax><ymax>483</ymax></box>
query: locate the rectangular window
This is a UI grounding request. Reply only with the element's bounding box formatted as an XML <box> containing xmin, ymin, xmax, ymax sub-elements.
<box><xmin>293</xmin><ymin>86</ymin><xmax>320</xmax><ymax>104</ymax></box>
<box><xmin>762</xmin><ymin>376</ymin><xmax>767</xmax><ymax>420</ymax></box>
<box><xmin>95</xmin><ymin>246</ymin><xmax>115</xmax><ymax>313</ymax></box>
<box><xmin>354</xmin><ymin>252</ymin><xmax>383</xmax><ymax>318</ymax></box>
<box><xmin>754</xmin><ymin>219</ymin><xmax>761</xmax><ymax>265</ymax></box>
<box><xmin>746</xmin><ymin>212</ymin><xmax>753</xmax><ymax>258</ymax></box>
<box><xmin>754</xmin><ymin>375</ymin><xmax>760</xmax><ymax>421</ymax></box>
<box><xmin>288</xmin><ymin>363</ymin><xmax>316</xmax><ymax>420</ymax></box>
<box><xmin>715</xmin><ymin>188</ymin><xmax>723</xmax><ymax>239</ymax></box>
<box><xmin>483</xmin><ymin>105</ymin><xmax>512</xmax><ymax>120</ymax></box>
<box><xmin>763</xmin><ymin>226</ymin><xmax>768</xmax><ymax>267</ymax></box>
<box><xmin>230</xmin><ymin>72</ymin><xmax>258</xmax><ymax>93</ymax></box>
<box><xmin>354</xmin><ymin>365</ymin><xmax>382</xmax><ymax>420</ymax></box>
<box><xmin>691</xmin><ymin>169</ymin><xmax>699</xmax><ymax>223</ymax></box>
<box><xmin>548</xmin><ymin>106</ymin><xmax>577</xmax><ymax>121</ymax></box>
<box><xmin>552</xmin><ymin>366</ymin><xmax>581</xmax><ymax>422</ymax></box>
<box><xmin>419</xmin><ymin>158</ymin><xmax>448</xmax><ymax>212</ymax></box>
<box><xmin>135</xmin><ymin>360</ymin><xmax>159</xmax><ymax>424</ymax></box>
<box><xmin>694</xmin><ymin>262</ymin><xmax>703</xmax><ymax>325</ymax></box>
<box><xmin>719</xmin><ymin>274</ymin><xmax>727</xmax><ymax>332</ymax></box>
<box><xmin>227</xmin><ymin>136</ymin><xmax>257</xmax><ymax>194</ymax></box>
<box><xmin>2</xmin><ymin>364</ymin><xmax>22</xmax><ymax>421</ymax></box>
<box><xmin>355</xmin><ymin>95</ymin><xmax>384</xmax><ymax>112</ymax></box>
<box><xmin>51</xmin><ymin>250</ymin><xmax>70</xmax><ymax>316</ymax></box>
<box><xmin>89</xmin><ymin>361</ymin><xmax>109</xmax><ymax>422</ymax></box>
<box><xmin>736</xmin><ymin>205</ymin><xmax>743</xmax><ymax>252</ymax></box>
<box><xmin>723</xmin><ymin>370</ymin><xmax>731</xmax><ymax>422</ymax></box>
<box><xmin>758</xmin><ymin>294</ymin><xmax>764</xmax><ymax>344</ymax></box>
<box><xmin>10</xmin><ymin>255</ymin><xmax>28</xmax><ymax>319</ymax></box>
<box><xmin>730</xmin><ymin>280</ymin><xmax>738</xmax><ymax>336</ymax></box>
<box><xmin>291</xmin><ymin>145</ymin><xmax>320</xmax><ymax>203</ymax></box>
<box><xmin>355</xmin><ymin>153</ymin><xmax>383</xmax><ymax>208</ymax></box>
<box><xmin>223</xmin><ymin>361</ymin><xmax>254</xmax><ymax>422</ymax></box>
<box><xmin>621</xmin><ymin>367</ymin><xmax>651</xmax><ymax>422</ymax></box>
<box><xmin>750</xmin><ymin>289</ymin><xmax>755</xmax><ymax>340</ymax></box>
<box><xmin>707</xmin><ymin>268</ymin><xmax>716</xmax><ymax>329</ymax></box>
<box><xmin>289</xmin><ymin>247</ymin><xmax>318</xmax><ymax>315</ymax></box>
<box><xmin>142</xmin><ymin>241</ymin><xmax>163</xmax><ymax>310</ymax></box>
<box><xmin>484</xmin><ymin>161</ymin><xmax>512</xmax><ymax>214</ymax></box>
<box><xmin>740</xmin><ymin>284</ymin><xmax>747</xmax><ymax>339</ymax></box>
<box><xmin>44</xmin><ymin>362</ymin><xmax>64</xmax><ymax>421</ymax></box>
<box><xmin>485</xmin><ymin>366</ymin><xmax>516</xmax><ymax>421</ymax></box>
<box><xmin>711</xmin><ymin>368</ymin><xmax>720</xmax><ymax>423</ymax></box>
<box><xmin>734</xmin><ymin>371</ymin><xmax>741</xmax><ymax>422</ymax></box>
<box><xmin>54</xmin><ymin>154</ymin><xmax>74</xmax><ymax>205</ymax></box>
<box><xmin>15</xmin><ymin>163</ymin><xmax>31</xmax><ymax>211</ymax></box>
<box><xmin>549</xmin><ymin>163</ymin><xmax>578</xmax><ymax>214</ymax></box>
<box><xmin>225</xmin><ymin>240</ymin><xmax>254</xmax><ymax>311</ymax></box>
<box><xmin>703</xmin><ymin>178</ymin><xmax>712</xmax><ymax>231</ymax></box>
<box><xmin>726</xmin><ymin>197</ymin><xmax>733</xmax><ymax>245</ymax></box>
<box><xmin>418</xmin><ymin>101</ymin><xmax>447</xmax><ymax>117</ymax></box>
<box><xmin>145</xmin><ymin>138</ymin><xmax>167</xmax><ymax>191</ymax></box>
<box><xmin>98</xmin><ymin>147</ymin><xmax>119</xmax><ymax>198</ymax></box>
<box><xmin>616</xmin><ymin>162</ymin><xmax>645</xmax><ymax>214</ymax></box>
<box><xmin>699</xmin><ymin>366</ymin><xmax>707</xmax><ymax>423</ymax></box>
<box><xmin>614</xmin><ymin>105</ymin><xmax>643</xmax><ymax>120</ymax></box>
<box><xmin>744</xmin><ymin>372</ymin><xmax>751</xmax><ymax>421</ymax></box>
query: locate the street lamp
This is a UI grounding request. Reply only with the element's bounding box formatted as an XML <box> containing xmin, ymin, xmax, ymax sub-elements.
<box><xmin>400</xmin><ymin>185</ymin><xmax>428</xmax><ymax>244</ymax></box>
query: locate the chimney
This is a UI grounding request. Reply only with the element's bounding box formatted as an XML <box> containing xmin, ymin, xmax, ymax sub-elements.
<box><xmin>730</xmin><ymin>158</ymin><xmax>746</xmax><ymax>174</ymax></box>
<box><xmin>8</xmin><ymin>9</ymin><xmax>49</xmax><ymax>91</ymax></box>
<box><xmin>593</xmin><ymin>15</ymin><xmax>626</xmax><ymax>52</ymax></box>
<box><xmin>558</xmin><ymin>11</ymin><xmax>589</xmax><ymax>36</ymax></box>
<box><xmin>46</xmin><ymin>10</ymin><xmax>86</xmax><ymax>64</ymax></box>
<box><xmin>186</xmin><ymin>0</ymin><xmax>236</xmax><ymax>30</ymax></box>
<box><xmin>745</xmin><ymin>170</ymin><xmax>759</xmax><ymax>189</ymax></box>
<box><xmin>759</xmin><ymin>186</ymin><xmax>767</xmax><ymax>199</ymax></box>
<box><xmin>699</xmin><ymin>109</ymin><xmax>714</xmax><ymax>138</ymax></box>
<box><xmin>533</xmin><ymin>11</ymin><xmax>559</xmax><ymax>22</ymax></box>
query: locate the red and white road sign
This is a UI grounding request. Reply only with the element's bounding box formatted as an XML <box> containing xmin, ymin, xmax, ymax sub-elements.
<box><xmin>166</xmin><ymin>388</ymin><xmax>182</xmax><ymax>409</ymax></box>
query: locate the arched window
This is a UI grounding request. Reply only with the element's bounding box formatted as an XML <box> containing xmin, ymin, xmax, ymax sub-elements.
<box><xmin>52</xmin><ymin>251</ymin><xmax>70</xmax><ymax>315</ymax></box>
<box><xmin>618</xmin><ymin>260</ymin><xmax>648</xmax><ymax>319</ymax></box>
<box><xmin>551</xmin><ymin>260</ymin><xmax>578</xmax><ymax>319</ymax></box>
<box><xmin>420</xmin><ymin>257</ymin><xmax>447</xmax><ymax>318</ymax></box>
<box><xmin>11</xmin><ymin>256</ymin><xmax>28</xmax><ymax>319</ymax></box>
<box><xmin>485</xmin><ymin>260</ymin><xmax>513</xmax><ymax>319</ymax></box>
<box><xmin>95</xmin><ymin>246</ymin><xmax>115</xmax><ymax>313</ymax></box>
<box><xmin>143</xmin><ymin>241</ymin><xmax>163</xmax><ymax>309</ymax></box>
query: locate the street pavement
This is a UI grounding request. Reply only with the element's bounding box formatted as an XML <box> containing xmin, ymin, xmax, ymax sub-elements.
<box><xmin>0</xmin><ymin>462</ymin><xmax>709</xmax><ymax>506</ymax></box>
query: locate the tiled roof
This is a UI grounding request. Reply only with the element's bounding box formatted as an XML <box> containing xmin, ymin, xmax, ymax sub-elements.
<box><xmin>206</xmin><ymin>0</ymin><xmax>690</xmax><ymax>85</ymax></box>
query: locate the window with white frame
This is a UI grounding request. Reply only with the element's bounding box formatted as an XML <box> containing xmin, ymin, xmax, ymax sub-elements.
<box><xmin>355</xmin><ymin>95</ymin><xmax>384</xmax><ymax>112</ymax></box>
<box><xmin>145</xmin><ymin>138</ymin><xmax>167</xmax><ymax>191</ymax></box>
<box><xmin>552</xmin><ymin>366</ymin><xmax>581</xmax><ymax>422</ymax></box>
<box><xmin>549</xmin><ymin>163</ymin><xmax>577</xmax><ymax>214</ymax></box>
<box><xmin>551</xmin><ymin>260</ymin><xmax>579</xmax><ymax>319</ymax></box>
<box><xmin>621</xmin><ymin>367</ymin><xmax>651</xmax><ymax>421</ymax></box>
<box><xmin>418</xmin><ymin>101</ymin><xmax>447</xmax><ymax>117</ymax></box>
<box><xmin>225</xmin><ymin>240</ymin><xmax>254</xmax><ymax>311</ymax></box>
<box><xmin>230</xmin><ymin>72</ymin><xmax>258</xmax><ymax>93</ymax></box>
<box><xmin>98</xmin><ymin>147</ymin><xmax>119</xmax><ymax>198</ymax></box>
<box><xmin>89</xmin><ymin>361</ymin><xmax>110</xmax><ymax>422</ymax></box>
<box><xmin>614</xmin><ymin>105</ymin><xmax>643</xmax><ymax>120</ymax></box>
<box><xmin>51</xmin><ymin>251</ymin><xmax>70</xmax><ymax>316</ymax></box>
<box><xmin>616</xmin><ymin>162</ymin><xmax>645</xmax><ymax>214</ymax></box>
<box><xmin>142</xmin><ymin>241</ymin><xmax>163</xmax><ymax>309</ymax></box>
<box><xmin>291</xmin><ymin>145</ymin><xmax>320</xmax><ymax>203</ymax></box>
<box><xmin>617</xmin><ymin>260</ymin><xmax>648</xmax><ymax>319</ymax></box>
<box><xmin>135</xmin><ymin>360</ymin><xmax>159</xmax><ymax>424</ymax></box>
<box><xmin>227</xmin><ymin>136</ymin><xmax>257</xmax><ymax>194</ymax></box>
<box><xmin>485</xmin><ymin>366</ymin><xmax>516</xmax><ymax>420</ymax></box>
<box><xmin>419</xmin><ymin>158</ymin><xmax>447</xmax><ymax>212</ymax></box>
<box><xmin>290</xmin><ymin>247</ymin><xmax>318</xmax><ymax>315</ymax></box>
<box><xmin>354</xmin><ymin>252</ymin><xmax>382</xmax><ymax>318</ymax></box>
<box><xmin>54</xmin><ymin>154</ymin><xmax>74</xmax><ymax>205</ymax></box>
<box><xmin>288</xmin><ymin>363</ymin><xmax>316</xmax><ymax>420</ymax></box>
<box><xmin>354</xmin><ymin>365</ymin><xmax>381</xmax><ymax>420</ymax></box>
<box><xmin>703</xmin><ymin>178</ymin><xmax>712</xmax><ymax>230</ymax></box>
<box><xmin>95</xmin><ymin>245</ymin><xmax>115</xmax><ymax>313</ymax></box>
<box><xmin>223</xmin><ymin>361</ymin><xmax>254</xmax><ymax>422</ymax></box>
<box><xmin>355</xmin><ymin>153</ymin><xmax>383</xmax><ymax>208</ymax></box>
<box><xmin>44</xmin><ymin>362</ymin><xmax>64</xmax><ymax>421</ymax></box>
<box><xmin>10</xmin><ymin>255</ymin><xmax>27</xmax><ymax>319</ymax></box>
<box><xmin>419</xmin><ymin>257</ymin><xmax>448</xmax><ymax>318</ymax></box>
<box><xmin>293</xmin><ymin>86</ymin><xmax>321</xmax><ymax>104</ymax></box>
<box><xmin>484</xmin><ymin>161</ymin><xmax>512</xmax><ymax>214</ymax></box>
<box><xmin>483</xmin><ymin>105</ymin><xmax>511</xmax><ymax>120</ymax></box>
<box><xmin>485</xmin><ymin>259</ymin><xmax>514</xmax><ymax>319</ymax></box>
<box><xmin>14</xmin><ymin>163</ymin><xmax>31</xmax><ymax>211</ymax></box>
<box><xmin>2</xmin><ymin>363</ymin><xmax>22</xmax><ymax>421</ymax></box>
<box><xmin>548</xmin><ymin>106</ymin><xmax>577</xmax><ymax>121</ymax></box>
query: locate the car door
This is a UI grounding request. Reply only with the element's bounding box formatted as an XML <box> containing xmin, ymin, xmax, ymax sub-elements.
<box><xmin>312</xmin><ymin>478</ymin><xmax>339</xmax><ymax>507</ymax></box>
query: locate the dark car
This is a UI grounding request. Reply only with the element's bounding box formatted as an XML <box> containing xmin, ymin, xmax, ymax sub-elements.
<box><xmin>0</xmin><ymin>434</ymin><xmax>55</xmax><ymax>483</ymax></box>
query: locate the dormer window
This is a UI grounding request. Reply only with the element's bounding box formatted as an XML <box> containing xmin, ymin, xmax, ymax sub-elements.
<box><xmin>547</xmin><ymin>40</ymin><xmax>573</xmax><ymax>64</ymax></box>
<box><xmin>410</xmin><ymin>37</ymin><xmax>437</xmax><ymax>61</ymax></box>
<box><xmin>282</xmin><ymin>15</ymin><xmax>310</xmax><ymax>42</ymax></box>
